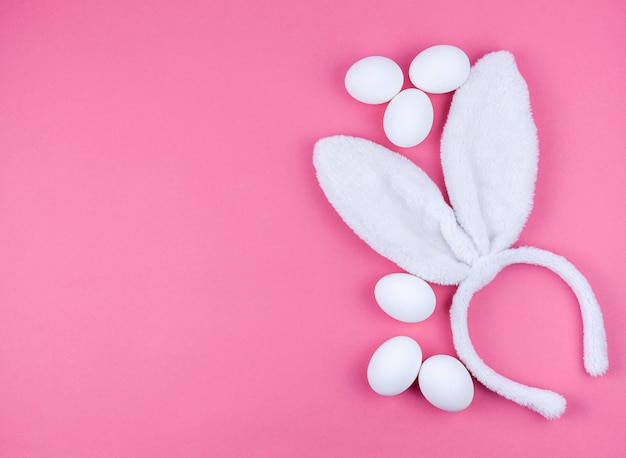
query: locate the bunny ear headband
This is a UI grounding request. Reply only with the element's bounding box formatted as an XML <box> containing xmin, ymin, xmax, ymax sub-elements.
<box><xmin>313</xmin><ymin>51</ymin><xmax>608</xmax><ymax>419</ymax></box>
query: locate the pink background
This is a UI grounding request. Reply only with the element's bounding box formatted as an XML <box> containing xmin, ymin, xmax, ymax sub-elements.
<box><xmin>1</xmin><ymin>0</ymin><xmax>625</xmax><ymax>456</ymax></box>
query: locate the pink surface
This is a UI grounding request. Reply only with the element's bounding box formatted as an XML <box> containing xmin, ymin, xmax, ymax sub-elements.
<box><xmin>1</xmin><ymin>0</ymin><xmax>625</xmax><ymax>456</ymax></box>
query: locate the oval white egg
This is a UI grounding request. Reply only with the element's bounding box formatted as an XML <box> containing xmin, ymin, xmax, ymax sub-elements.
<box><xmin>344</xmin><ymin>56</ymin><xmax>404</xmax><ymax>104</ymax></box>
<box><xmin>374</xmin><ymin>273</ymin><xmax>436</xmax><ymax>323</ymax></box>
<box><xmin>367</xmin><ymin>336</ymin><xmax>423</xmax><ymax>396</ymax></box>
<box><xmin>383</xmin><ymin>88</ymin><xmax>433</xmax><ymax>148</ymax></box>
<box><xmin>409</xmin><ymin>45</ymin><xmax>470</xmax><ymax>94</ymax></box>
<box><xmin>418</xmin><ymin>355</ymin><xmax>474</xmax><ymax>412</ymax></box>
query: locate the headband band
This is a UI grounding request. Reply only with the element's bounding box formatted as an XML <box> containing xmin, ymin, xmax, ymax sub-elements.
<box><xmin>451</xmin><ymin>246</ymin><xmax>608</xmax><ymax>419</ymax></box>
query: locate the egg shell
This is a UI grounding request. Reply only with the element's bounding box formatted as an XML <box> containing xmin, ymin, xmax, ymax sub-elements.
<box><xmin>409</xmin><ymin>45</ymin><xmax>470</xmax><ymax>94</ymax></box>
<box><xmin>374</xmin><ymin>273</ymin><xmax>436</xmax><ymax>323</ymax></box>
<box><xmin>383</xmin><ymin>88</ymin><xmax>433</xmax><ymax>148</ymax></box>
<box><xmin>367</xmin><ymin>336</ymin><xmax>423</xmax><ymax>396</ymax></box>
<box><xmin>344</xmin><ymin>56</ymin><xmax>404</xmax><ymax>104</ymax></box>
<box><xmin>418</xmin><ymin>355</ymin><xmax>474</xmax><ymax>412</ymax></box>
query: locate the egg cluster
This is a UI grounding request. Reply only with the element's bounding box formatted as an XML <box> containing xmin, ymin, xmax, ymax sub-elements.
<box><xmin>344</xmin><ymin>45</ymin><xmax>470</xmax><ymax>147</ymax></box>
<box><xmin>368</xmin><ymin>273</ymin><xmax>474</xmax><ymax>412</ymax></box>
<box><xmin>344</xmin><ymin>45</ymin><xmax>475</xmax><ymax>412</ymax></box>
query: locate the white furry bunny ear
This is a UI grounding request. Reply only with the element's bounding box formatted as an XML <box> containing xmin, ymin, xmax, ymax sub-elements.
<box><xmin>313</xmin><ymin>136</ymin><xmax>477</xmax><ymax>285</ymax></box>
<box><xmin>441</xmin><ymin>51</ymin><xmax>538</xmax><ymax>256</ymax></box>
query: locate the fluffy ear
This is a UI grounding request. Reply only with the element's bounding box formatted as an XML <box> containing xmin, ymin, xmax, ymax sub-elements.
<box><xmin>313</xmin><ymin>135</ymin><xmax>476</xmax><ymax>285</ymax></box>
<box><xmin>441</xmin><ymin>51</ymin><xmax>539</xmax><ymax>256</ymax></box>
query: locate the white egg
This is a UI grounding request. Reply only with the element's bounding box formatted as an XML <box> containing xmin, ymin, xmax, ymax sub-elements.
<box><xmin>344</xmin><ymin>56</ymin><xmax>404</xmax><ymax>104</ymax></box>
<box><xmin>409</xmin><ymin>45</ymin><xmax>470</xmax><ymax>94</ymax></box>
<box><xmin>367</xmin><ymin>336</ymin><xmax>423</xmax><ymax>396</ymax></box>
<box><xmin>418</xmin><ymin>355</ymin><xmax>474</xmax><ymax>412</ymax></box>
<box><xmin>374</xmin><ymin>273</ymin><xmax>436</xmax><ymax>323</ymax></box>
<box><xmin>383</xmin><ymin>88</ymin><xmax>433</xmax><ymax>148</ymax></box>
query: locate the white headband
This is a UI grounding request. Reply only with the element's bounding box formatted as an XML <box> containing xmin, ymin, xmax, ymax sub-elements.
<box><xmin>313</xmin><ymin>51</ymin><xmax>608</xmax><ymax>419</ymax></box>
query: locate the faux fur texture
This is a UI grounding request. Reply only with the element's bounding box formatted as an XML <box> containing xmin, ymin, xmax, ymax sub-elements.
<box><xmin>441</xmin><ymin>51</ymin><xmax>538</xmax><ymax>256</ymax></box>
<box><xmin>314</xmin><ymin>135</ymin><xmax>474</xmax><ymax>285</ymax></box>
<box><xmin>313</xmin><ymin>51</ymin><xmax>608</xmax><ymax>419</ymax></box>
